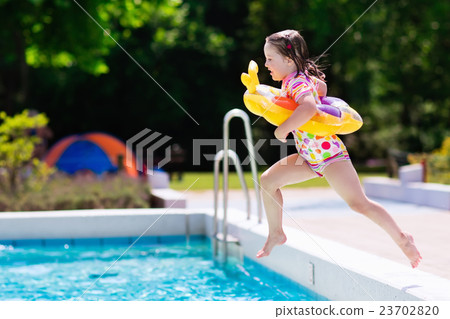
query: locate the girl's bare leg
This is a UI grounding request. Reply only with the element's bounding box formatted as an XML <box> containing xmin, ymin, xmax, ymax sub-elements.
<box><xmin>323</xmin><ymin>160</ymin><xmax>422</xmax><ymax>268</ymax></box>
<box><xmin>257</xmin><ymin>154</ymin><xmax>317</xmax><ymax>258</ymax></box>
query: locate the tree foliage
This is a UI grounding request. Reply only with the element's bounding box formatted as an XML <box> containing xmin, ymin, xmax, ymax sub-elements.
<box><xmin>0</xmin><ymin>0</ymin><xmax>448</xmax><ymax>168</ymax></box>
<box><xmin>0</xmin><ymin>110</ymin><xmax>54</xmax><ymax>195</ymax></box>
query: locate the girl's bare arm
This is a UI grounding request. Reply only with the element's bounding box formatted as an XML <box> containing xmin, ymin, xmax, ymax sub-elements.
<box><xmin>274</xmin><ymin>93</ymin><xmax>317</xmax><ymax>142</ymax></box>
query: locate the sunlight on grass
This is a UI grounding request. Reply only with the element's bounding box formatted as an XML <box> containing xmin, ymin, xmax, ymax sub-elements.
<box><xmin>169</xmin><ymin>171</ymin><xmax>387</xmax><ymax>191</ymax></box>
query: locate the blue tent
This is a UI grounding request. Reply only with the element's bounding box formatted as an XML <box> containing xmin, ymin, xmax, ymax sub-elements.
<box><xmin>55</xmin><ymin>140</ymin><xmax>116</xmax><ymax>175</ymax></box>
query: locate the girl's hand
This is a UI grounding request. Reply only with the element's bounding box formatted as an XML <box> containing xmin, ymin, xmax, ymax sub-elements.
<box><xmin>317</xmin><ymin>78</ymin><xmax>327</xmax><ymax>97</ymax></box>
<box><xmin>274</xmin><ymin>126</ymin><xmax>289</xmax><ymax>143</ymax></box>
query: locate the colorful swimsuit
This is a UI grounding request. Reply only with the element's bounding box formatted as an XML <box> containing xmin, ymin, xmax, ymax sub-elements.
<box><xmin>282</xmin><ymin>71</ymin><xmax>350</xmax><ymax>177</ymax></box>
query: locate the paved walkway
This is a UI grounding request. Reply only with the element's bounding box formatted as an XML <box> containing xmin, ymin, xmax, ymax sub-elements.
<box><xmin>185</xmin><ymin>187</ymin><xmax>450</xmax><ymax>280</ymax></box>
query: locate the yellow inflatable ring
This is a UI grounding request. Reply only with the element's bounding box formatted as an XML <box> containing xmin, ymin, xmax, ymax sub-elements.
<box><xmin>241</xmin><ymin>61</ymin><xmax>363</xmax><ymax>136</ymax></box>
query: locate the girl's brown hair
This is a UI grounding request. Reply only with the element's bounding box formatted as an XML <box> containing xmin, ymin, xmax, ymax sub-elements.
<box><xmin>266</xmin><ymin>30</ymin><xmax>326</xmax><ymax>81</ymax></box>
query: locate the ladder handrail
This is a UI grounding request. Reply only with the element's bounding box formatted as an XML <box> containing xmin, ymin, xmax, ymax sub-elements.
<box><xmin>222</xmin><ymin>109</ymin><xmax>262</xmax><ymax>226</ymax></box>
<box><xmin>213</xmin><ymin>149</ymin><xmax>250</xmax><ymax>246</ymax></box>
<box><xmin>212</xmin><ymin>109</ymin><xmax>263</xmax><ymax>261</ymax></box>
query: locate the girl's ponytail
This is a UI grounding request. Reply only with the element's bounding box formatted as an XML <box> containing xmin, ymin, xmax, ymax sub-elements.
<box><xmin>306</xmin><ymin>59</ymin><xmax>326</xmax><ymax>81</ymax></box>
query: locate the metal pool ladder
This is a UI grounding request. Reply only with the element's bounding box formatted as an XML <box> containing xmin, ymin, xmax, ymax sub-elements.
<box><xmin>213</xmin><ymin>109</ymin><xmax>263</xmax><ymax>261</ymax></box>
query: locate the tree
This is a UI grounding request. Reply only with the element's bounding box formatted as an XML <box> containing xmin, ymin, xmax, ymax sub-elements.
<box><xmin>0</xmin><ymin>0</ymin><xmax>111</xmax><ymax>112</ymax></box>
<box><xmin>1</xmin><ymin>0</ymin><xmax>236</xmax><ymax>165</ymax></box>
<box><xmin>0</xmin><ymin>0</ymin><xmax>233</xmax><ymax>112</ymax></box>
<box><xmin>2</xmin><ymin>0</ymin><xmax>448</xmax><ymax>167</ymax></box>
<box><xmin>0</xmin><ymin>109</ymin><xmax>54</xmax><ymax>196</ymax></box>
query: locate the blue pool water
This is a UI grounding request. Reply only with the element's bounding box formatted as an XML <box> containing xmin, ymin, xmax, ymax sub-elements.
<box><xmin>0</xmin><ymin>237</ymin><xmax>325</xmax><ymax>301</ymax></box>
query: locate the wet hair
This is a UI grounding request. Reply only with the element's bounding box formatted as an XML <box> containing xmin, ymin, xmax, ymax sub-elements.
<box><xmin>265</xmin><ymin>29</ymin><xmax>326</xmax><ymax>80</ymax></box>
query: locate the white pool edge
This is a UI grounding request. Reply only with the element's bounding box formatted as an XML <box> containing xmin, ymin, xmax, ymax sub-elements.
<box><xmin>0</xmin><ymin>208</ymin><xmax>449</xmax><ymax>301</ymax></box>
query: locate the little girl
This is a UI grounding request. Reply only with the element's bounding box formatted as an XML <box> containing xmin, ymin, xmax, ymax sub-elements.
<box><xmin>256</xmin><ymin>29</ymin><xmax>422</xmax><ymax>268</ymax></box>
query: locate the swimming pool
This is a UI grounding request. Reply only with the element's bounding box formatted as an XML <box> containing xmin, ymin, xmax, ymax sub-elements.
<box><xmin>0</xmin><ymin>236</ymin><xmax>325</xmax><ymax>301</ymax></box>
<box><xmin>1</xmin><ymin>208</ymin><xmax>440</xmax><ymax>301</ymax></box>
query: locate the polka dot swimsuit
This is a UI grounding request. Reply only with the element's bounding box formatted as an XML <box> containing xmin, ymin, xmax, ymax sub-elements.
<box><xmin>282</xmin><ymin>72</ymin><xmax>350</xmax><ymax>177</ymax></box>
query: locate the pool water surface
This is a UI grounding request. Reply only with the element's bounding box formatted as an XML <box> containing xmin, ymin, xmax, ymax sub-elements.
<box><xmin>0</xmin><ymin>237</ymin><xmax>325</xmax><ymax>301</ymax></box>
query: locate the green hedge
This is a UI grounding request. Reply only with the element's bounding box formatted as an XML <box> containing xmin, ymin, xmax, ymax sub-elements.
<box><xmin>408</xmin><ymin>137</ymin><xmax>450</xmax><ymax>184</ymax></box>
<box><xmin>0</xmin><ymin>174</ymin><xmax>150</xmax><ymax>212</ymax></box>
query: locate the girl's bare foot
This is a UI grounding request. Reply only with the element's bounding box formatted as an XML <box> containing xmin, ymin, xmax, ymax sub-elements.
<box><xmin>399</xmin><ymin>232</ymin><xmax>422</xmax><ymax>268</ymax></box>
<box><xmin>256</xmin><ymin>232</ymin><xmax>287</xmax><ymax>258</ymax></box>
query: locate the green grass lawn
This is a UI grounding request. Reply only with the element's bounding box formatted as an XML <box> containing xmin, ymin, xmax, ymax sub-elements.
<box><xmin>169</xmin><ymin>171</ymin><xmax>387</xmax><ymax>191</ymax></box>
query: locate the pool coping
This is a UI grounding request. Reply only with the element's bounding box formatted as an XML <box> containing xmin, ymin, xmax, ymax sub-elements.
<box><xmin>1</xmin><ymin>208</ymin><xmax>449</xmax><ymax>301</ymax></box>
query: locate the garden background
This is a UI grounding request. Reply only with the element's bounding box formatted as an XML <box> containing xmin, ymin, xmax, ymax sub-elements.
<box><xmin>0</xmin><ymin>0</ymin><xmax>449</xmax><ymax>210</ymax></box>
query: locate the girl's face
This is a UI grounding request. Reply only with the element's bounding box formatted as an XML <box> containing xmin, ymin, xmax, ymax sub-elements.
<box><xmin>264</xmin><ymin>42</ymin><xmax>296</xmax><ymax>81</ymax></box>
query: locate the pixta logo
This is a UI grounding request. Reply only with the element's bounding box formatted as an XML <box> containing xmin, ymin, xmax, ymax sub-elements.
<box><xmin>126</xmin><ymin>129</ymin><xmax>172</xmax><ymax>175</ymax></box>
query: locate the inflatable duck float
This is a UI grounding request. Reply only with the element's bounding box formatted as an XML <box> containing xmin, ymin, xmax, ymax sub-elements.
<box><xmin>241</xmin><ymin>60</ymin><xmax>363</xmax><ymax>136</ymax></box>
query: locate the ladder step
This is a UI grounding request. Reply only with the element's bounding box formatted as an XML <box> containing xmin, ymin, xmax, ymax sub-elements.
<box><xmin>214</xmin><ymin>233</ymin><xmax>240</xmax><ymax>243</ymax></box>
